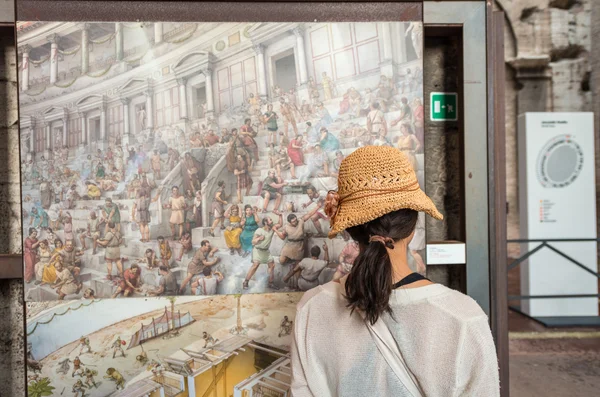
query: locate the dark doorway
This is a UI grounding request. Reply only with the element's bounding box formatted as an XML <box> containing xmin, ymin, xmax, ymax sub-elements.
<box><xmin>192</xmin><ymin>85</ymin><xmax>207</xmax><ymax>119</ymax></box>
<box><xmin>52</xmin><ymin>126</ymin><xmax>63</xmax><ymax>151</ymax></box>
<box><xmin>274</xmin><ymin>53</ymin><xmax>297</xmax><ymax>92</ymax></box>
<box><xmin>90</xmin><ymin>118</ymin><xmax>101</xmax><ymax>142</ymax></box>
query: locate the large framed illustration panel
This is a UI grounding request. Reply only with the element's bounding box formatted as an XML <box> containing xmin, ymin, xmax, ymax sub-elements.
<box><xmin>17</xmin><ymin>8</ymin><xmax>425</xmax><ymax>303</ymax></box>
<box><xmin>18</xmin><ymin>1</ymin><xmax>425</xmax><ymax>396</ymax></box>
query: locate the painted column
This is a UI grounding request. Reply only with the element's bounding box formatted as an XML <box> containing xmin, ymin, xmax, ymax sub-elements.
<box><xmin>86</xmin><ymin>118</ymin><xmax>91</xmax><ymax>144</ymax></box>
<box><xmin>382</xmin><ymin>22</ymin><xmax>393</xmax><ymax>60</ymax></box>
<box><xmin>79</xmin><ymin>111</ymin><xmax>87</xmax><ymax>145</ymax></box>
<box><xmin>47</xmin><ymin>34</ymin><xmax>59</xmax><ymax>84</ymax></box>
<box><xmin>203</xmin><ymin>67</ymin><xmax>214</xmax><ymax>113</ymax></box>
<box><xmin>154</xmin><ymin>23</ymin><xmax>163</xmax><ymax>45</ymax></box>
<box><xmin>100</xmin><ymin>103</ymin><xmax>107</xmax><ymax>141</ymax></box>
<box><xmin>81</xmin><ymin>23</ymin><xmax>90</xmax><ymax>75</ymax></box>
<box><xmin>253</xmin><ymin>44</ymin><xmax>268</xmax><ymax>98</ymax></box>
<box><xmin>62</xmin><ymin>111</ymin><xmax>69</xmax><ymax>147</ymax></box>
<box><xmin>380</xmin><ymin>22</ymin><xmax>394</xmax><ymax>77</ymax></box>
<box><xmin>395</xmin><ymin>23</ymin><xmax>408</xmax><ymax>65</ymax></box>
<box><xmin>293</xmin><ymin>27</ymin><xmax>308</xmax><ymax>85</ymax></box>
<box><xmin>29</xmin><ymin>120</ymin><xmax>36</xmax><ymax>154</ymax></box>
<box><xmin>115</xmin><ymin>22</ymin><xmax>124</xmax><ymax>61</ymax></box>
<box><xmin>186</xmin><ymin>85</ymin><xmax>195</xmax><ymax>119</ymax></box>
<box><xmin>177</xmin><ymin>78</ymin><xmax>188</xmax><ymax>120</ymax></box>
<box><xmin>121</xmin><ymin>98</ymin><xmax>131</xmax><ymax>145</ymax></box>
<box><xmin>20</xmin><ymin>45</ymin><xmax>31</xmax><ymax>92</ymax></box>
<box><xmin>145</xmin><ymin>89</ymin><xmax>155</xmax><ymax>130</ymax></box>
<box><xmin>45</xmin><ymin>123</ymin><xmax>51</xmax><ymax>150</ymax></box>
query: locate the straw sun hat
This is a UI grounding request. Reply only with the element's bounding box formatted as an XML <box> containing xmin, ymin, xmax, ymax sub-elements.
<box><xmin>325</xmin><ymin>146</ymin><xmax>443</xmax><ymax>239</ymax></box>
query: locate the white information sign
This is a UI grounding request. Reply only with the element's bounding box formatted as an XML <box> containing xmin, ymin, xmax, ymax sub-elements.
<box><xmin>518</xmin><ymin>112</ymin><xmax>598</xmax><ymax>317</ymax></box>
<box><xmin>426</xmin><ymin>242</ymin><xmax>466</xmax><ymax>265</ymax></box>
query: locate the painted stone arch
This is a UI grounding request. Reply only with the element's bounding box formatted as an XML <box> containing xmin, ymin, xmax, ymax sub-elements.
<box><xmin>119</xmin><ymin>77</ymin><xmax>148</xmax><ymax>92</ymax></box>
<box><xmin>75</xmin><ymin>93</ymin><xmax>104</xmax><ymax>107</ymax></box>
<box><xmin>173</xmin><ymin>51</ymin><xmax>210</xmax><ymax>71</ymax></box>
<box><xmin>41</xmin><ymin>105</ymin><xmax>62</xmax><ymax>117</ymax></box>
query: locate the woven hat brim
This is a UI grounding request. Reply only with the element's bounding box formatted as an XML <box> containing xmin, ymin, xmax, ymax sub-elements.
<box><xmin>327</xmin><ymin>187</ymin><xmax>443</xmax><ymax>239</ymax></box>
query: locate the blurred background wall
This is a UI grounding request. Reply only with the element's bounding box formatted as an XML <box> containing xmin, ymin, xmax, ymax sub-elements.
<box><xmin>495</xmin><ymin>0</ymin><xmax>597</xmax><ymax>257</ymax></box>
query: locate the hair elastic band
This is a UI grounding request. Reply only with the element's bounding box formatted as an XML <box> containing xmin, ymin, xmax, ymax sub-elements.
<box><xmin>369</xmin><ymin>235</ymin><xmax>395</xmax><ymax>249</ymax></box>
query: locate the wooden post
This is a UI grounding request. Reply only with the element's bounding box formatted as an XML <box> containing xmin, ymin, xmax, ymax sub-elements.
<box><xmin>212</xmin><ymin>366</ymin><xmax>217</xmax><ymax>397</ymax></box>
<box><xmin>223</xmin><ymin>358</ymin><xmax>228</xmax><ymax>396</ymax></box>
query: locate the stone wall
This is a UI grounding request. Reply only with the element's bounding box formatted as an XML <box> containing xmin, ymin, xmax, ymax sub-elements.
<box><xmin>0</xmin><ymin>27</ymin><xmax>26</xmax><ymax>396</ymax></box>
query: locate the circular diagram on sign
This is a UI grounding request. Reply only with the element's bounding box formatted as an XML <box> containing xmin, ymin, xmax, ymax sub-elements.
<box><xmin>536</xmin><ymin>134</ymin><xmax>584</xmax><ymax>188</ymax></box>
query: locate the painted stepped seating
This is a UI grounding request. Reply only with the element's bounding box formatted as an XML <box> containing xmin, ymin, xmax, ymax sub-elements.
<box><xmin>180</xmin><ymin>104</ymin><xmax>397</xmax><ymax>291</ymax></box>
<box><xmin>192</xmin><ymin>222</ymin><xmax>349</xmax><ymax>257</ymax></box>
<box><xmin>68</xmin><ymin>198</ymin><xmax>166</xmax><ymax>241</ymax></box>
<box><xmin>22</xmin><ymin>172</ymin><xmax>210</xmax><ymax>299</ymax></box>
<box><xmin>23</xmin><ymin>153</ymin><xmax>192</xmax><ymax>298</ymax></box>
<box><xmin>188</xmin><ymin>209</ymin><xmax>350</xmax><ymax>293</ymax></box>
<box><xmin>25</xmin><ymin>238</ymin><xmax>339</xmax><ymax>299</ymax></box>
<box><xmin>23</xmin><ymin>89</ymin><xmax>420</xmax><ymax>300</ymax></box>
<box><xmin>24</xmin><ymin>235</ymin><xmax>197</xmax><ymax>300</ymax></box>
<box><xmin>25</xmin><ymin>211</ymin><xmax>350</xmax><ymax>298</ymax></box>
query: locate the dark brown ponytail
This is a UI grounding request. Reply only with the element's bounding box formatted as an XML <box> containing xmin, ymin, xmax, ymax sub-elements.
<box><xmin>345</xmin><ymin>209</ymin><xmax>419</xmax><ymax>325</ymax></box>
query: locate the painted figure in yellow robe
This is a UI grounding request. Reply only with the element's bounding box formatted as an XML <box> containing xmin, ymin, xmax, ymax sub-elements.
<box><xmin>34</xmin><ymin>239</ymin><xmax>51</xmax><ymax>284</ymax></box>
<box><xmin>86</xmin><ymin>182</ymin><xmax>101</xmax><ymax>200</ymax></box>
<box><xmin>223</xmin><ymin>204</ymin><xmax>243</xmax><ymax>255</ymax></box>
<box><xmin>41</xmin><ymin>238</ymin><xmax>64</xmax><ymax>285</ymax></box>
<box><xmin>157</xmin><ymin>236</ymin><xmax>172</xmax><ymax>267</ymax></box>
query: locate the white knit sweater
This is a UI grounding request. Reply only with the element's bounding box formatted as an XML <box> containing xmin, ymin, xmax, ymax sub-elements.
<box><xmin>290</xmin><ymin>281</ymin><xmax>500</xmax><ymax>397</ymax></box>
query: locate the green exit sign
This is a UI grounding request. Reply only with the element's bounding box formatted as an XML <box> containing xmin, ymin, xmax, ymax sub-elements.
<box><xmin>430</xmin><ymin>92</ymin><xmax>458</xmax><ymax>121</ymax></box>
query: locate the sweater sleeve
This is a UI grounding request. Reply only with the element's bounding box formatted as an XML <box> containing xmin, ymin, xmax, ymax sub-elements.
<box><xmin>290</xmin><ymin>305</ymin><xmax>315</xmax><ymax>397</ymax></box>
<box><xmin>453</xmin><ymin>316</ymin><xmax>501</xmax><ymax>397</ymax></box>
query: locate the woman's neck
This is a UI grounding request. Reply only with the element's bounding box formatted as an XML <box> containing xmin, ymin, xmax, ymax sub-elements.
<box><xmin>388</xmin><ymin>245</ymin><xmax>432</xmax><ymax>288</ymax></box>
<box><xmin>388</xmin><ymin>248</ymin><xmax>414</xmax><ymax>283</ymax></box>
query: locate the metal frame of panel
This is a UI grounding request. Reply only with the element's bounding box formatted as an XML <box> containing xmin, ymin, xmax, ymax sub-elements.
<box><xmin>16</xmin><ymin>1</ymin><xmax>422</xmax><ymax>21</ymax></box>
<box><xmin>424</xmin><ymin>1</ymin><xmax>490</xmax><ymax>315</ymax></box>
<box><xmin>488</xmin><ymin>8</ymin><xmax>509</xmax><ymax>397</ymax></box>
